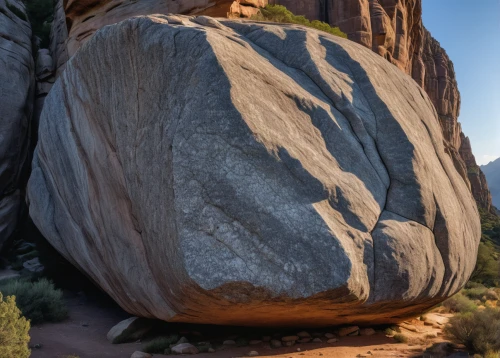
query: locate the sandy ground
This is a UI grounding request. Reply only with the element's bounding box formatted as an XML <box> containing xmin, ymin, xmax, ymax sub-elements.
<box><xmin>26</xmin><ymin>292</ymin><xmax>460</xmax><ymax>358</ymax></box>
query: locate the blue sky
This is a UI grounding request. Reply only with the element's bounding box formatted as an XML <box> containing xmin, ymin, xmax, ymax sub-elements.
<box><xmin>422</xmin><ymin>0</ymin><xmax>500</xmax><ymax>165</ymax></box>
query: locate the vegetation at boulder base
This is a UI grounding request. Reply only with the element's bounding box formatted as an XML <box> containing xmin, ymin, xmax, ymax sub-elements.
<box><xmin>0</xmin><ymin>293</ymin><xmax>30</xmax><ymax>358</ymax></box>
<box><xmin>0</xmin><ymin>278</ymin><xmax>67</xmax><ymax>325</ymax></box>
<box><xmin>142</xmin><ymin>335</ymin><xmax>180</xmax><ymax>354</ymax></box>
<box><xmin>251</xmin><ymin>5</ymin><xmax>347</xmax><ymax>38</ymax></box>
<box><xmin>445</xmin><ymin>308</ymin><xmax>500</xmax><ymax>356</ymax></box>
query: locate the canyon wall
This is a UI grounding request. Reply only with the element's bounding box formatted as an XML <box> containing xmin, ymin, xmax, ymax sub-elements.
<box><xmin>0</xmin><ymin>0</ymin><xmax>35</xmax><ymax>248</ymax></box>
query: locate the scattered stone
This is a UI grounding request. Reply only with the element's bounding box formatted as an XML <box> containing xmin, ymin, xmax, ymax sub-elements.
<box><xmin>249</xmin><ymin>340</ymin><xmax>262</xmax><ymax>345</ymax></box>
<box><xmin>270</xmin><ymin>340</ymin><xmax>282</xmax><ymax>348</ymax></box>
<box><xmin>223</xmin><ymin>340</ymin><xmax>236</xmax><ymax>346</ymax></box>
<box><xmin>297</xmin><ymin>338</ymin><xmax>311</xmax><ymax>343</ymax></box>
<box><xmin>338</xmin><ymin>326</ymin><xmax>359</xmax><ymax>337</ymax></box>
<box><xmin>324</xmin><ymin>333</ymin><xmax>336</xmax><ymax>339</ymax></box>
<box><xmin>297</xmin><ymin>331</ymin><xmax>311</xmax><ymax>338</ymax></box>
<box><xmin>107</xmin><ymin>317</ymin><xmax>154</xmax><ymax>344</ymax></box>
<box><xmin>248</xmin><ymin>351</ymin><xmax>259</xmax><ymax>357</ymax></box>
<box><xmin>312</xmin><ymin>338</ymin><xmax>322</xmax><ymax>343</ymax></box>
<box><xmin>33</xmin><ymin>344</ymin><xmax>42</xmax><ymax>349</ymax></box>
<box><xmin>208</xmin><ymin>348</ymin><xmax>215</xmax><ymax>353</ymax></box>
<box><xmin>131</xmin><ymin>352</ymin><xmax>152</xmax><ymax>358</ymax></box>
<box><xmin>176</xmin><ymin>336</ymin><xmax>189</xmax><ymax>345</ymax></box>
<box><xmin>171</xmin><ymin>343</ymin><xmax>199</xmax><ymax>355</ymax></box>
<box><xmin>282</xmin><ymin>336</ymin><xmax>299</xmax><ymax>342</ymax></box>
<box><xmin>360</xmin><ymin>328</ymin><xmax>376</xmax><ymax>336</ymax></box>
<box><xmin>284</xmin><ymin>341</ymin><xmax>295</xmax><ymax>347</ymax></box>
<box><xmin>327</xmin><ymin>338</ymin><xmax>338</xmax><ymax>343</ymax></box>
<box><xmin>348</xmin><ymin>330</ymin><xmax>360</xmax><ymax>336</ymax></box>
<box><xmin>23</xmin><ymin>258</ymin><xmax>44</xmax><ymax>273</ymax></box>
<box><xmin>399</xmin><ymin>323</ymin><xmax>418</xmax><ymax>332</ymax></box>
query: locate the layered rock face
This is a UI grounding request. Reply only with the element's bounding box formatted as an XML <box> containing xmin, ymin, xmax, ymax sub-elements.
<box><xmin>0</xmin><ymin>0</ymin><xmax>34</xmax><ymax>248</ymax></box>
<box><xmin>28</xmin><ymin>16</ymin><xmax>481</xmax><ymax>326</ymax></box>
<box><xmin>269</xmin><ymin>0</ymin><xmax>493</xmax><ymax>213</ymax></box>
<box><xmin>49</xmin><ymin>0</ymin><xmax>263</xmax><ymax>75</ymax></box>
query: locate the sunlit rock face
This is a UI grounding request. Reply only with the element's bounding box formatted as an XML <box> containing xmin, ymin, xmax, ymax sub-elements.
<box><xmin>0</xmin><ymin>0</ymin><xmax>34</xmax><ymax>249</ymax></box>
<box><xmin>269</xmin><ymin>0</ymin><xmax>493</xmax><ymax>212</ymax></box>
<box><xmin>28</xmin><ymin>16</ymin><xmax>480</xmax><ymax>327</ymax></box>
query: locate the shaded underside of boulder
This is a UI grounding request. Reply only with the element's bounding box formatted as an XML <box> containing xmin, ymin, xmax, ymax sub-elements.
<box><xmin>28</xmin><ymin>15</ymin><xmax>480</xmax><ymax>326</ymax></box>
<box><xmin>0</xmin><ymin>0</ymin><xmax>34</xmax><ymax>248</ymax></box>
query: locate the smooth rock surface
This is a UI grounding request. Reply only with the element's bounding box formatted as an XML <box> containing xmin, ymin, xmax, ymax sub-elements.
<box><xmin>106</xmin><ymin>317</ymin><xmax>153</xmax><ymax>344</ymax></box>
<box><xmin>0</xmin><ymin>0</ymin><xmax>34</xmax><ymax>249</ymax></box>
<box><xmin>269</xmin><ymin>0</ymin><xmax>493</xmax><ymax>212</ymax></box>
<box><xmin>28</xmin><ymin>16</ymin><xmax>480</xmax><ymax>327</ymax></box>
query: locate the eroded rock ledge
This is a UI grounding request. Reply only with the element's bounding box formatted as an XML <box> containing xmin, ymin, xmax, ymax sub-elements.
<box><xmin>28</xmin><ymin>16</ymin><xmax>480</xmax><ymax>326</ymax></box>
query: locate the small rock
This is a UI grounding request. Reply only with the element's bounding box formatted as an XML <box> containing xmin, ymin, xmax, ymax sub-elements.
<box><xmin>327</xmin><ymin>338</ymin><xmax>338</xmax><ymax>344</ymax></box>
<box><xmin>360</xmin><ymin>328</ymin><xmax>375</xmax><ymax>336</ymax></box>
<box><xmin>249</xmin><ymin>340</ymin><xmax>262</xmax><ymax>345</ymax></box>
<box><xmin>297</xmin><ymin>331</ymin><xmax>311</xmax><ymax>338</ymax></box>
<box><xmin>131</xmin><ymin>352</ymin><xmax>152</xmax><ymax>358</ymax></box>
<box><xmin>270</xmin><ymin>340</ymin><xmax>282</xmax><ymax>348</ymax></box>
<box><xmin>324</xmin><ymin>333</ymin><xmax>336</xmax><ymax>339</ymax></box>
<box><xmin>172</xmin><ymin>343</ymin><xmax>199</xmax><ymax>355</ymax></box>
<box><xmin>23</xmin><ymin>258</ymin><xmax>44</xmax><ymax>273</ymax></box>
<box><xmin>312</xmin><ymin>338</ymin><xmax>322</xmax><ymax>343</ymax></box>
<box><xmin>176</xmin><ymin>336</ymin><xmax>189</xmax><ymax>345</ymax></box>
<box><xmin>223</xmin><ymin>340</ymin><xmax>236</xmax><ymax>345</ymax></box>
<box><xmin>283</xmin><ymin>341</ymin><xmax>295</xmax><ymax>347</ymax></box>
<box><xmin>297</xmin><ymin>348</ymin><xmax>301</xmax><ymax>352</ymax></box>
<box><xmin>338</xmin><ymin>326</ymin><xmax>359</xmax><ymax>337</ymax></box>
<box><xmin>297</xmin><ymin>338</ymin><xmax>311</xmax><ymax>343</ymax></box>
<box><xmin>281</xmin><ymin>335</ymin><xmax>299</xmax><ymax>342</ymax></box>
<box><xmin>399</xmin><ymin>323</ymin><xmax>418</xmax><ymax>332</ymax></box>
<box><xmin>33</xmin><ymin>344</ymin><xmax>42</xmax><ymax>349</ymax></box>
<box><xmin>248</xmin><ymin>351</ymin><xmax>259</xmax><ymax>357</ymax></box>
<box><xmin>208</xmin><ymin>348</ymin><xmax>215</xmax><ymax>353</ymax></box>
<box><xmin>107</xmin><ymin>317</ymin><xmax>153</xmax><ymax>344</ymax></box>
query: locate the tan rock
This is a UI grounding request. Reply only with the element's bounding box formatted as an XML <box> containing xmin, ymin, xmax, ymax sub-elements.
<box><xmin>339</xmin><ymin>327</ymin><xmax>359</xmax><ymax>337</ymax></box>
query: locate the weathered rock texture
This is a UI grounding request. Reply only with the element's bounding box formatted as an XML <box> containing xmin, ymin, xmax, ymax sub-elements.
<box><xmin>0</xmin><ymin>0</ymin><xmax>34</xmax><ymax>248</ymax></box>
<box><xmin>28</xmin><ymin>16</ymin><xmax>481</xmax><ymax>326</ymax></box>
<box><xmin>269</xmin><ymin>0</ymin><xmax>493</xmax><ymax>213</ymax></box>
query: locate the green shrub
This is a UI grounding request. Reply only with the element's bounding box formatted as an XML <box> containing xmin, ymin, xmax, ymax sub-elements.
<box><xmin>443</xmin><ymin>293</ymin><xmax>478</xmax><ymax>313</ymax></box>
<box><xmin>445</xmin><ymin>308</ymin><xmax>500</xmax><ymax>355</ymax></box>
<box><xmin>0</xmin><ymin>293</ymin><xmax>31</xmax><ymax>358</ymax></box>
<box><xmin>23</xmin><ymin>0</ymin><xmax>54</xmax><ymax>48</ymax></box>
<box><xmin>393</xmin><ymin>333</ymin><xmax>408</xmax><ymax>343</ymax></box>
<box><xmin>0</xmin><ymin>278</ymin><xmax>67</xmax><ymax>325</ymax></box>
<box><xmin>142</xmin><ymin>335</ymin><xmax>180</xmax><ymax>354</ymax></box>
<box><xmin>252</xmin><ymin>5</ymin><xmax>347</xmax><ymax>38</ymax></box>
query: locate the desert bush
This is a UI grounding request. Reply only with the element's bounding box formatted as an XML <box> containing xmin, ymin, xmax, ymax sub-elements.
<box><xmin>0</xmin><ymin>293</ymin><xmax>31</xmax><ymax>358</ymax></box>
<box><xmin>443</xmin><ymin>293</ymin><xmax>478</xmax><ymax>313</ymax></box>
<box><xmin>142</xmin><ymin>335</ymin><xmax>180</xmax><ymax>354</ymax></box>
<box><xmin>252</xmin><ymin>5</ymin><xmax>347</xmax><ymax>38</ymax></box>
<box><xmin>393</xmin><ymin>333</ymin><xmax>408</xmax><ymax>343</ymax></box>
<box><xmin>445</xmin><ymin>308</ymin><xmax>500</xmax><ymax>355</ymax></box>
<box><xmin>23</xmin><ymin>0</ymin><xmax>54</xmax><ymax>48</ymax></box>
<box><xmin>0</xmin><ymin>278</ymin><xmax>67</xmax><ymax>325</ymax></box>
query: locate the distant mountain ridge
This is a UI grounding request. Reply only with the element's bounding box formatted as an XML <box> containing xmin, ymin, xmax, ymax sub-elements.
<box><xmin>481</xmin><ymin>158</ymin><xmax>500</xmax><ymax>209</ymax></box>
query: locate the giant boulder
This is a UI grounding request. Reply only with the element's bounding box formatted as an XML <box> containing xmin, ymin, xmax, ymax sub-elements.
<box><xmin>28</xmin><ymin>16</ymin><xmax>480</xmax><ymax>326</ymax></box>
<box><xmin>0</xmin><ymin>0</ymin><xmax>34</xmax><ymax>248</ymax></box>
